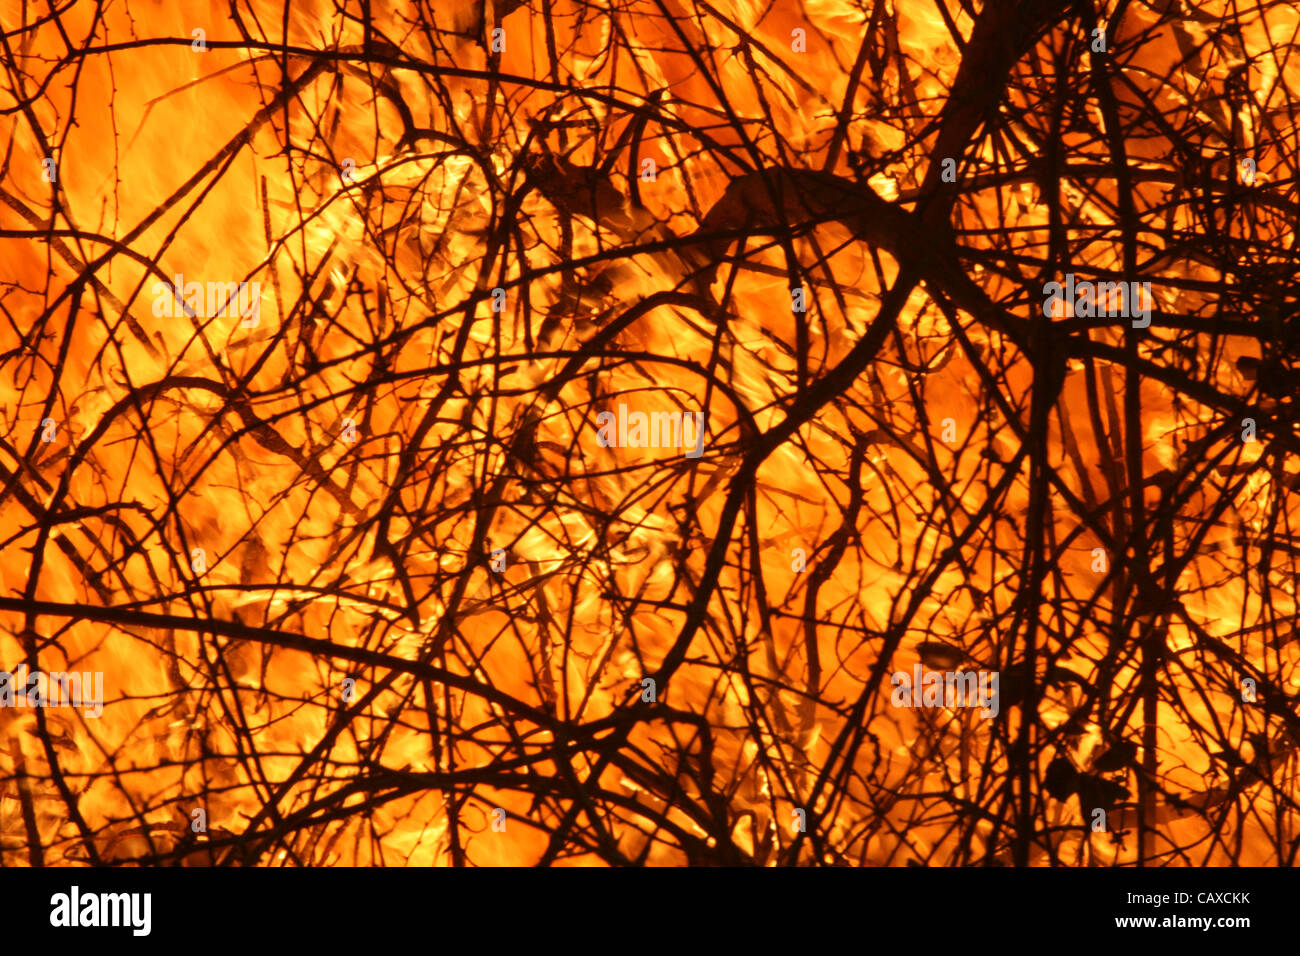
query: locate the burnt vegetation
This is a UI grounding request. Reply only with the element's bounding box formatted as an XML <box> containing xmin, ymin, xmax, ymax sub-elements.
<box><xmin>0</xmin><ymin>0</ymin><xmax>1298</xmax><ymax>866</ymax></box>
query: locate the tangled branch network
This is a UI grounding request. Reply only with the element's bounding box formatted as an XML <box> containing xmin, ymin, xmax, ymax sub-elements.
<box><xmin>0</xmin><ymin>0</ymin><xmax>1298</xmax><ymax>866</ymax></box>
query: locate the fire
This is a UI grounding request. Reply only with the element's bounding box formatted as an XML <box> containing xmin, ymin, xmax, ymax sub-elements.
<box><xmin>0</xmin><ymin>0</ymin><xmax>1297</xmax><ymax>867</ymax></box>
